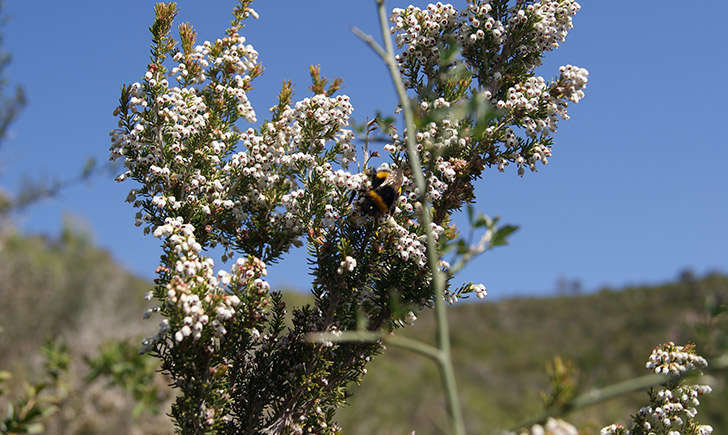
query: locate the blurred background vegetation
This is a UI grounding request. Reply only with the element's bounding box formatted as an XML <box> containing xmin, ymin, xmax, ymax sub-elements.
<box><xmin>1</xmin><ymin>225</ymin><xmax>726</xmax><ymax>433</ymax></box>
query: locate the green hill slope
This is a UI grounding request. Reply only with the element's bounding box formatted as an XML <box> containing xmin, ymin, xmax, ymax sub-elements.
<box><xmin>0</xmin><ymin>225</ymin><xmax>167</xmax><ymax>433</ymax></box>
<box><xmin>338</xmin><ymin>274</ymin><xmax>728</xmax><ymax>433</ymax></box>
<box><xmin>1</xmin><ymin>228</ymin><xmax>726</xmax><ymax>433</ymax></box>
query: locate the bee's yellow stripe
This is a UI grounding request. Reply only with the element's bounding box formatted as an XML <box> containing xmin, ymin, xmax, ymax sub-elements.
<box><xmin>376</xmin><ymin>171</ymin><xmax>390</xmax><ymax>180</ymax></box>
<box><xmin>367</xmin><ymin>190</ymin><xmax>389</xmax><ymax>214</ymax></box>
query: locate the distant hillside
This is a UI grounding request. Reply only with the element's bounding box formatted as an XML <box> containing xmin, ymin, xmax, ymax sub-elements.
<box><xmin>338</xmin><ymin>273</ymin><xmax>728</xmax><ymax>434</ymax></box>
<box><xmin>0</xmin><ymin>225</ymin><xmax>166</xmax><ymax>434</ymax></box>
<box><xmin>0</xmin><ymin>225</ymin><xmax>149</xmax><ymax>361</ymax></box>
<box><xmin>1</xmin><ymin>227</ymin><xmax>726</xmax><ymax>433</ymax></box>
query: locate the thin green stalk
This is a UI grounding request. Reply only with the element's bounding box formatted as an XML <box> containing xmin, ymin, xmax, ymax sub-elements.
<box><xmin>306</xmin><ymin>331</ymin><xmax>443</xmax><ymax>362</ymax></box>
<box><xmin>366</xmin><ymin>1</ymin><xmax>465</xmax><ymax>433</ymax></box>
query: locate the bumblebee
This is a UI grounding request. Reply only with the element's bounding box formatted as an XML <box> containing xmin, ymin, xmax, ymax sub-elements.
<box><xmin>358</xmin><ymin>168</ymin><xmax>403</xmax><ymax>216</ymax></box>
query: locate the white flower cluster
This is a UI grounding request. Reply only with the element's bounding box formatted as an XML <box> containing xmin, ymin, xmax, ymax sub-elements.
<box><xmin>417</xmin><ymin>104</ymin><xmax>466</xmax><ymax>148</ymax></box>
<box><xmin>463</xmin><ymin>2</ymin><xmax>506</xmax><ymax>45</ymax></box>
<box><xmin>176</xmin><ymin>33</ymin><xmax>259</xmax><ymax>120</ymax></box>
<box><xmin>601</xmin><ymin>342</ymin><xmax>713</xmax><ymax>434</ymax></box>
<box><xmin>112</xmin><ymin>81</ymin><xmax>361</xmax><ymax>240</ymax></box>
<box><xmin>390</xmin><ymin>3</ymin><xmax>460</xmax><ymax>68</ymax></box>
<box><xmin>384</xmin><ymin>215</ymin><xmax>446</xmax><ymax>269</ymax></box>
<box><xmin>446</xmin><ymin>281</ymin><xmax>487</xmax><ymax>305</ymax></box>
<box><xmin>222</xmin><ymin>93</ymin><xmax>359</xmax><ymax>231</ymax></box>
<box><xmin>517</xmin><ymin>418</ymin><xmax>578</xmax><ymax>435</ymax></box>
<box><xmin>111</xmin><ymin>32</ymin><xmax>260</xmax><ymax>167</ymax></box>
<box><xmin>109</xmin><ymin>28</ymin><xmax>266</xmax><ymax>231</ymax></box>
<box><xmin>555</xmin><ymin>65</ymin><xmax>589</xmax><ymax>104</ymax></box>
<box><xmin>500</xmin><ymin>77</ymin><xmax>548</xmax><ymax>114</ymax></box>
<box><xmin>495</xmin><ymin>65</ymin><xmax>588</xmax><ymax>140</ymax></box>
<box><xmin>337</xmin><ymin>256</ymin><xmax>357</xmax><ymax>275</ymax></box>
<box><xmin>389</xmin><ymin>2</ymin><xmax>588</xmax><ymax>176</ymax></box>
<box><xmin>630</xmin><ymin>384</ymin><xmax>713</xmax><ymax>434</ymax></box>
<box><xmin>492</xmin><ymin>64</ymin><xmax>586</xmax><ymax>173</ymax></box>
<box><xmin>387</xmin><ymin>217</ymin><xmax>427</xmax><ymax>267</ymax></box>
<box><xmin>385</xmin><ymin>107</ymin><xmax>466</xmax><ymax>201</ymax></box>
<box><xmin>405</xmin><ymin>311</ymin><xmax>417</xmax><ymax>325</ymax></box>
<box><xmin>391</xmin><ymin>1</ymin><xmax>580</xmax><ymax>71</ymax></box>
<box><xmin>158</xmin><ymin>85</ymin><xmax>212</xmax><ymax>141</ymax></box>
<box><xmin>529</xmin><ymin>0</ymin><xmax>582</xmax><ymax>53</ymax></box>
<box><xmin>391</xmin><ymin>2</ymin><xmax>511</xmax><ymax>70</ymax></box>
<box><xmin>645</xmin><ymin>342</ymin><xmax>708</xmax><ymax>375</ymax></box>
<box><xmin>472</xmin><ymin>283</ymin><xmax>487</xmax><ymax>299</ymax></box>
<box><xmin>494</xmin><ymin>127</ymin><xmax>550</xmax><ymax>174</ymax></box>
<box><xmin>142</xmin><ymin>217</ymin><xmax>269</xmax><ymax>346</ymax></box>
<box><xmin>599</xmin><ymin>424</ymin><xmax>625</xmax><ymax>435</ymax></box>
<box><xmin>235</xmin><ymin>95</ymin><xmax>355</xmax><ymax>177</ymax></box>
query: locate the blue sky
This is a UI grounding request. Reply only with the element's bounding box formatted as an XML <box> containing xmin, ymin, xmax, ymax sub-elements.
<box><xmin>2</xmin><ymin>1</ymin><xmax>726</xmax><ymax>298</ymax></box>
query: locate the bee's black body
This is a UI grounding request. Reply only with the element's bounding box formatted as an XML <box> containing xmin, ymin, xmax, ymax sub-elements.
<box><xmin>359</xmin><ymin>169</ymin><xmax>403</xmax><ymax>216</ymax></box>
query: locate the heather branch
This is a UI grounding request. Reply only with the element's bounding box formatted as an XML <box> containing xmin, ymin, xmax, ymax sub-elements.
<box><xmin>111</xmin><ymin>1</ymin><xmax>592</xmax><ymax>432</ymax></box>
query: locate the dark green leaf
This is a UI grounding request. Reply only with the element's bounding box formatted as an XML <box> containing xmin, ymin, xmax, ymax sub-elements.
<box><xmin>491</xmin><ymin>225</ymin><xmax>519</xmax><ymax>247</ymax></box>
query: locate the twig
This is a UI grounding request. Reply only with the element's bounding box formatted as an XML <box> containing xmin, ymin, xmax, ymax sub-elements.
<box><xmin>352</xmin><ymin>27</ymin><xmax>387</xmax><ymax>60</ymax></box>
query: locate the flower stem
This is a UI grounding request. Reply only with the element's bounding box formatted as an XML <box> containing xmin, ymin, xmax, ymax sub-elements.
<box><xmin>369</xmin><ymin>1</ymin><xmax>466</xmax><ymax>433</ymax></box>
